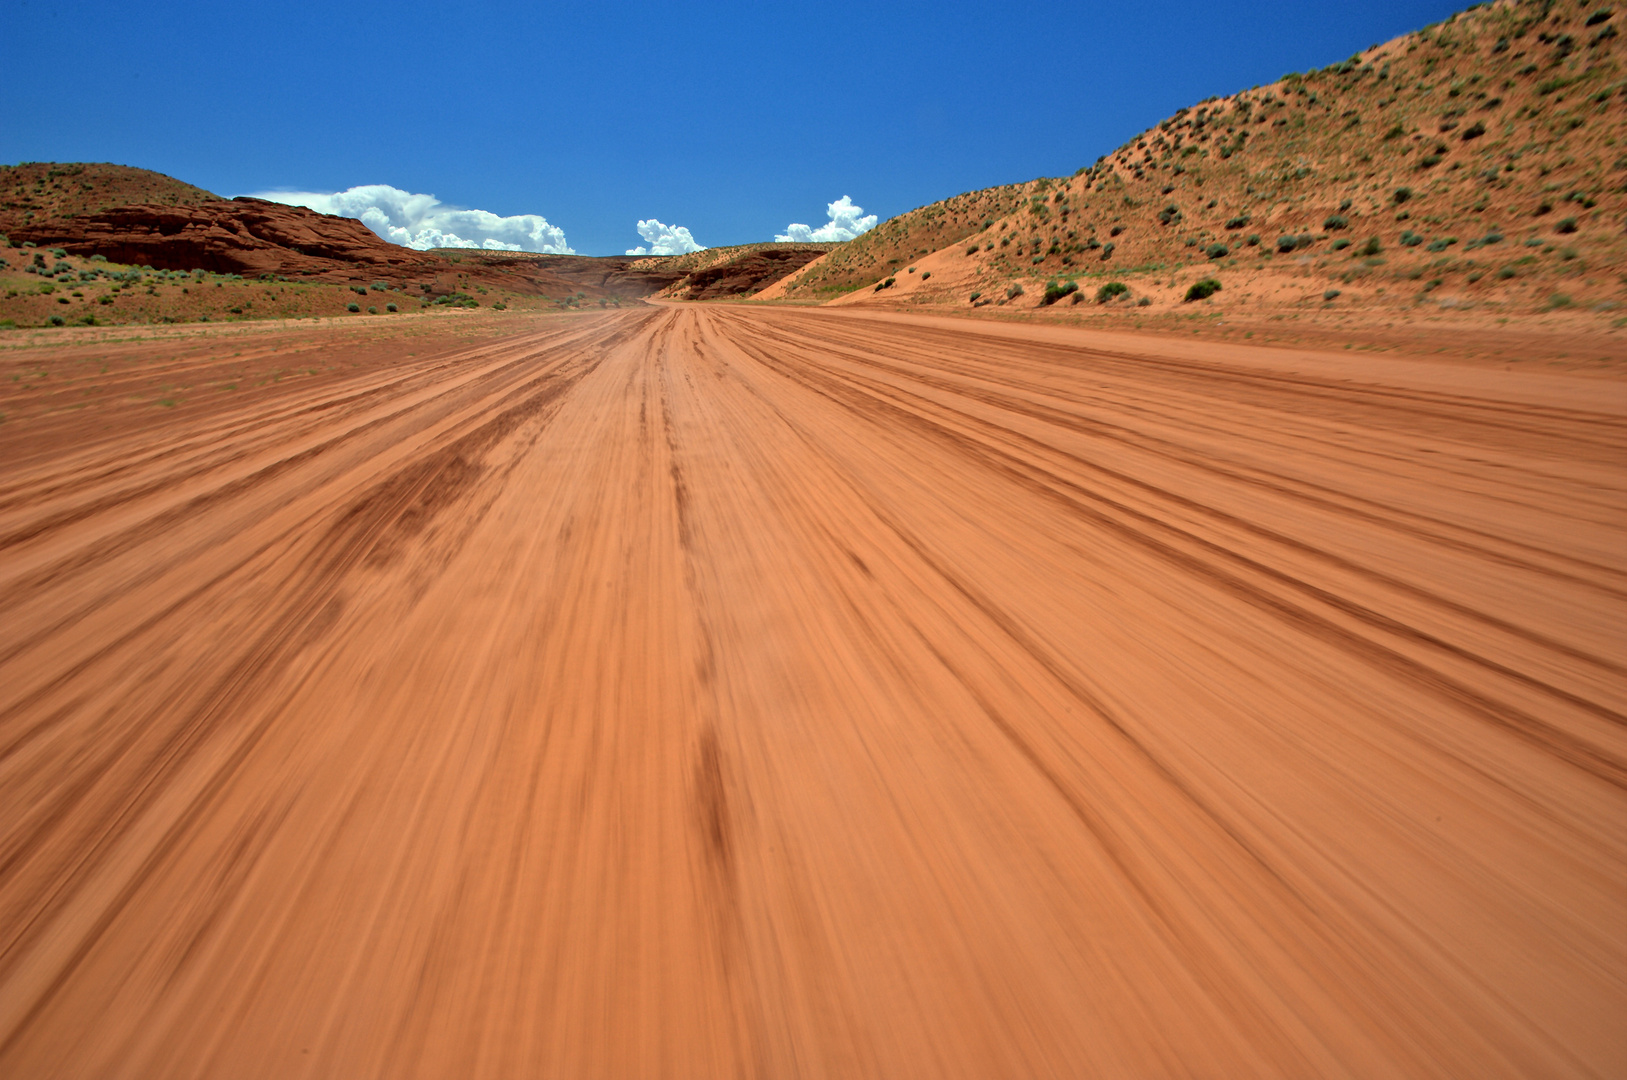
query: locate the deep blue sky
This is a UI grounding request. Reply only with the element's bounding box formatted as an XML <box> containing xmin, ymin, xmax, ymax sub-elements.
<box><xmin>3</xmin><ymin>1</ymin><xmax>1467</xmax><ymax>254</ymax></box>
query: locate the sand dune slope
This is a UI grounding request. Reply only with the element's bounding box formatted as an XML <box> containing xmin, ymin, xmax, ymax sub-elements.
<box><xmin>1</xmin><ymin>306</ymin><xmax>1623</xmax><ymax>1078</ymax></box>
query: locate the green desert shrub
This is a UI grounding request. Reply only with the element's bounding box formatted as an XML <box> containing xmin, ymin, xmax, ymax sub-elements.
<box><xmin>367</xmin><ymin>306</ymin><xmax>378</xmax><ymax>314</ymax></box>
<box><xmin>1400</xmin><ymin>230</ymin><xmax>1424</xmax><ymax>247</ymax></box>
<box><xmin>1041</xmin><ymin>280</ymin><xmax>1079</xmax><ymax>305</ymax></box>
<box><xmin>386</xmin><ymin>302</ymin><xmax>398</xmax><ymax>312</ymax></box>
<box><xmin>1393</xmin><ymin>186</ymin><xmax>1413</xmax><ymax>204</ymax></box>
<box><xmin>1331</xmin><ymin>238</ymin><xmax>1351</xmax><ymax>251</ymax></box>
<box><xmin>1205</xmin><ymin>243</ymin><xmax>1230</xmax><ymax>259</ymax></box>
<box><xmin>1324</xmin><ymin>289</ymin><xmax>1342</xmax><ymax>301</ymax></box>
<box><xmin>1323</xmin><ymin>214</ymin><xmax>1349</xmax><ymax>231</ymax></box>
<box><xmin>48</xmin><ymin>315</ymin><xmax>65</xmax><ymax>326</ymax></box>
<box><xmin>347</xmin><ymin>302</ymin><xmax>360</xmax><ymax>312</ymax></box>
<box><xmin>1096</xmin><ymin>281</ymin><xmax>1129</xmax><ymax>303</ymax></box>
<box><xmin>1184</xmin><ymin>279</ymin><xmax>1222</xmax><ymax>302</ymax></box>
<box><xmin>1357</xmin><ymin>237</ymin><xmax>1382</xmax><ymax>257</ymax></box>
<box><xmin>1556</xmin><ymin>218</ymin><xmax>1579</xmax><ymax>234</ymax></box>
<box><xmin>1006</xmin><ymin>283</ymin><xmax>1025</xmax><ymax>299</ymax></box>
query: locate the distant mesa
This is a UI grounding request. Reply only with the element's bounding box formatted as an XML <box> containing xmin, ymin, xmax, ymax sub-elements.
<box><xmin>5</xmin><ymin>196</ymin><xmax>442</xmax><ymax>280</ymax></box>
<box><xmin>1</xmin><ymin>165</ymin><xmax>828</xmax><ymax>302</ymax></box>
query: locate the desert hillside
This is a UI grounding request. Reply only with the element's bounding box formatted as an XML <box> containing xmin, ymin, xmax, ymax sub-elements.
<box><xmin>0</xmin><ymin>162</ymin><xmax>218</xmax><ymax>231</ymax></box>
<box><xmin>770</xmin><ymin>0</ymin><xmax>1624</xmax><ymax>324</ymax></box>
<box><xmin>757</xmin><ymin>184</ymin><xmax>1033</xmax><ymax>301</ymax></box>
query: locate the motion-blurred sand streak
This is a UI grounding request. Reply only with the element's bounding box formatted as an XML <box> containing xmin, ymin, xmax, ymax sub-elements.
<box><xmin>1</xmin><ymin>305</ymin><xmax>1622</xmax><ymax>1077</ymax></box>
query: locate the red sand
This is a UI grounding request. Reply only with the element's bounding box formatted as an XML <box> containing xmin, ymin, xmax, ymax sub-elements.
<box><xmin>1</xmin><ymin>305</ymin><xmax>1623</xmax><ymax>1077</ymax></box>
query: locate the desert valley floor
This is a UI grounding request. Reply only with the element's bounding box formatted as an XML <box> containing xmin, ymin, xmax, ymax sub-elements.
<box><xmin>1</xmin><ymin>304</ymin><xmax>1623</xmax><ymax>1078</ymax></box>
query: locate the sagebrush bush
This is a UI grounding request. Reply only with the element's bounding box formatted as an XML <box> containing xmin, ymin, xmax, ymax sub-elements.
<box><xmin>1096</xmin><ymin>281</ymin><xmax>1129</xmax><ymax>304</ymax></box>
<box><xmin>1323</xmin><ymin>215</ymin><xmax>1349</xmax><ymax>231</ymax></box>
<box><xmin>1006</xmin><ymin>283</ymin><xmax>1025</xmax><ymax>299</ymax></box>
<box><xmin>347</xmin><ymin>302</ymin><xmax>360</xmax><ymax>312</ymax></box>
<box><xmin>1184</xmin><ymin>279</ymin><xmax>1221</xmax><ymax>302</ymax></box>
<box><xmin>1041</xmin><ymin>280</ymin><xmax>1078</xmax><ymax>305</ymax></box>
<box><xmin>1205</xmin><ymin>243</ymin><xmax>1229</xmax><ymax>259</ymax></box>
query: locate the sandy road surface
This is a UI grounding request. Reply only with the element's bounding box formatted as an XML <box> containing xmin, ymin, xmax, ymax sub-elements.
<box><xmin>1</xmin><ymin>305</ymin><xmax>1624</xmax><ymax>1078</ymax></box>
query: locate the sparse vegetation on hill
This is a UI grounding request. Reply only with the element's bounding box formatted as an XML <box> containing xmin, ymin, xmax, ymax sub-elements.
<box><xmin>624</xmin><ymin>241</ymin><xmax>838</xmax><ymax>276</ymax></box>
<box><xmin>766</xmin><ymin>0</ymin><xmax>1625</xmax><ymax>325</ymax></box>
<box><xmin>0</xmin><ymin>162</ymin><xmax>218</xmax><ymax>231</ymax></box>
<box><xmin>770</xmin><ymin>184</ymin><xmax>1033</xmax><ymax>299</ymax></box>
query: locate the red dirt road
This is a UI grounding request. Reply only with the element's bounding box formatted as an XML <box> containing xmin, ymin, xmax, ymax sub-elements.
<box><xmin>2</xmin><ymin>306</ymin><xmax>1624</xmax><ymax>1078</ymax></box>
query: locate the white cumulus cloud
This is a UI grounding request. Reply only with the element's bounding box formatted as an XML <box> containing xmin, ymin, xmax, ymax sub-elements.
<box><xmin>625</xmin><ymin>219</ymin><xmax>704</xmax><ymax>256</ymax></box>
<box><xmin>775</xmin><ymin>196</ymin><xmax>878</xmax><ymax>244</ymax></box>
<box><xmin>250</xmin><ymin>184</ymin><xmax>574</xmax><ymax>253</ymax></box>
